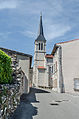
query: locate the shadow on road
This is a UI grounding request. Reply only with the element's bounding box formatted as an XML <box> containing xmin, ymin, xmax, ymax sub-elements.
<box><xmin>10</xmin><ymin>88</ymin><xmax>50</xmax><ymax>119</ymax></box>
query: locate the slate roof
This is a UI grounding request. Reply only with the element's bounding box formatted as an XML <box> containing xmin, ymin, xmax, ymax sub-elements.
<box><xmin>36</xmin><ymin>35</ymin><xmax>46</xmax><ymax>41</ymax></box>
<box><xmin>0</xmin><ymin>47</ymin><xmax>32</xmax><ymax>58</ymax></box>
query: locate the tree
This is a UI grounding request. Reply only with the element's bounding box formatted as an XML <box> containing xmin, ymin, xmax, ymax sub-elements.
<box><xmin>0</xmin><ymin>50</ymin><xmax>12</xmax><ymax>84</ymax></box>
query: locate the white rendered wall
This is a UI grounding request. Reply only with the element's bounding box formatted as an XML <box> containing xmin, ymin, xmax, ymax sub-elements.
<box><xmin>59</xmin><ymin>40</ymin><xmax>79</xmax><ymax>93</ymax></box>
<box><xmin>17</xmin><ymin>55</ymin><xmax>30</xmax><ymax>93</ymax></box>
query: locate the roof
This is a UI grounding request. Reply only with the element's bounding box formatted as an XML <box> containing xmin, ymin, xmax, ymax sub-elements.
<box><xmin>38</xmin><ymin>66</ymin><xmax>46</xmax><ymax>69</ymax></box>
<box><xmin>35</xmin><ymin>35</ymin><xmax>46</xmax><ymax>42</ymax></box>
<box><xmin>56</xmin><ymin>39</ymin><xmax>79</xmax><ymax>45</ymax></box>
<box><xmin>0</xmin><ymin>47</ymin><xmax>32</xmax><ymax>58</ymax></box>
<box><xmin>45</xmin><ymin>54</ymin><xmax>53</xmax><ymax>58</ymax></box>
<box><xmin>51</xmin><ymin>44</ymin><xmax>59</xmax><ymax>55</ymax></box>
<box><xmin>51</xmin><ymin>39</ymin><xmax>79</xmax><ymax>56</ymax></box>
<box><xmin>38</xmin><ymin>14</ymin><xmax>44</xmax><ymax>36</ymax></box>
<box><xmin>35</xmin><ymin>14</ymin><xmax>46</xmax><ymax>42</ymax></box>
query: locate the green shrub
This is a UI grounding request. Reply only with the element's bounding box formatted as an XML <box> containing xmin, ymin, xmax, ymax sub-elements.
<box><xmin>0</xmin><ymin>50</ymin><xmax>12</xmax><ymax>84</ymax></box>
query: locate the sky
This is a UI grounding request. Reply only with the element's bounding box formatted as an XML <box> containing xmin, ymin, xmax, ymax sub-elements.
<box><xmin>0</xmin><ymin>0</ymin><xmax>79</xmax><ymax>63</ymax></box>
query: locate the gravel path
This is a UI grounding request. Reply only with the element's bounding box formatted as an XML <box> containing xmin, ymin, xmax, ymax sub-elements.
<box><xmin>11</xmin><ymin>88</ymin><xmax>79</xmax><ymax>119</ymax></box>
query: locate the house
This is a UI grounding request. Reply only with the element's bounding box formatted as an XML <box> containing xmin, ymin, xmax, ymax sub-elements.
<box><xmin>52</xmin><ymin>39</ymin><xmax>79</xmax><ymax>93</ymax></box>
<box><xmin>0</xmin><ymin>47</ymin><xmax>32</xmax><ymax>94</ymax></box>
<box><xmin>33</xmin><ymin>14</ymin><xmax>53</xmax><ymax>88</ymax></box>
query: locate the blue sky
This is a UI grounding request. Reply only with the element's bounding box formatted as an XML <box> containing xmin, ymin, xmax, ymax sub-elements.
<box><xmin>0</xmin><ymin>0</ymin><xmax>79</xmax><ymax>61</ymax></box>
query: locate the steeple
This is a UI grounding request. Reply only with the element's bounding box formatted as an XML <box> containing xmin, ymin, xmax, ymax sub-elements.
<box><xmin>38</xmin><ymin>13</ymin><xmax>44</xmax><ymax>36</ymax></box>
<box><xmin>35</xmin><ymin>14</ymin><xmax>46</xmax><ymax>41</ymax></box>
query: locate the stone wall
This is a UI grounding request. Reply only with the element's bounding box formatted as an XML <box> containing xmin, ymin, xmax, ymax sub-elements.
<box><xmin>0</xmin><ymin>84</ymin><xmax>20</xmax><ymax>119</ymax></box>
<box><xmin>0</xmin><ymin>53</ymin><xmax>29</xmax><ymax>118</ymax></box>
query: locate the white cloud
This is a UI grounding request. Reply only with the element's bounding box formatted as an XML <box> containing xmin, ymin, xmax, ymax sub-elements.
<box><xmin>0</xmin><ymin>0</ymin><xmax>73</xmax><ymax>44</ymax></box>
<box><xmin>21</xmin><ymin>31</ymin><xmax>36</xmax><ymax>38</ymax></box>
<box><xmin>15</xmin><ymin>0</ymin><xmax>69</xmax><ymax>42</ymax></box>
<box><xmin>45</xmin><ymin>24</ymin><xmax>71</xmax><ymax>41</ymax></box>
<box><xmin>0</xmin><ymin>0</ymin><xmax>17</xmax><ymax>9</ymax></box>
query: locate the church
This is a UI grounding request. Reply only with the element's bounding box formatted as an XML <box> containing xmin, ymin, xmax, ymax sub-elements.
<box><xmin>33</xmin><ymin>14</ymin><xmax>79</xmax><ymax>94</ymax></box>
<box><xmin>33</xmin><ymin>14</ymin><xmax>53</xmax><ymax>88</ymax></box>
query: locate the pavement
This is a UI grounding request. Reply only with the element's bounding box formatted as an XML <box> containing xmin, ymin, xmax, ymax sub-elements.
<box><xmin>11</xmin><ymin>88</ymin><xmax>79</xmax><ymax>119</ymax></box>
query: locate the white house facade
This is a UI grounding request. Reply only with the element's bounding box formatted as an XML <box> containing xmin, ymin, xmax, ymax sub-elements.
<box><xmin>52</xmin><ymin>39</ymin><xmax>79</xmax><ymax>93</ymax></box>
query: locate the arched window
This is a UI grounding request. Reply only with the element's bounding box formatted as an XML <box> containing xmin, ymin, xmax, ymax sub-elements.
<box><xmin>39</xmin><ymin>43</ymin><xmax>40</xmax><ymax>50</ymax></box>
<box><xmin>41</xmin><ymin>43</ymin><xmax>43</xmax><ymax>50</ymax></box>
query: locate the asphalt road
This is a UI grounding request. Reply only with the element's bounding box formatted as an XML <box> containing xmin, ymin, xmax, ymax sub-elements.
<box><xmin>11</xmin><ymin>88</ymin><xmax>79</xmax><ymax>119</ymax></box>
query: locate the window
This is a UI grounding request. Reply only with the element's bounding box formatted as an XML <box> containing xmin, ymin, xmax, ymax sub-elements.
<box><xmin>74</xmin><ymin>78</ymin><xmax>79</xmax><ymax>91</ymax></box>
<box><xmin>52</xmin><ymin>66</ymin><xmax>53</xmax><ymax>73</ymax></box>
<box><xmin>41</xmin><ymin>43</ymin><xmax>43</xmax><ymax>50</ymax></box>
<box><xmin>47</xmin><ymin>58</ymin><xmax>53</xmax><ymax>63</ymax></box>
<box><xmin>49</xmin><ymin>66</ymin><xmax>53</xmax><ymax>73</ymax></box>
<box><xmin>49</xmin><ymin>67</ymin><xmax>51</xmax><ymax>72</ymax></box>
<box><xmin>56</xmin><ymin>61</ymin><xmax>57</xmax><ymax>71</ymax></box>
<box><xmin>39</xmin><ymin>43</ymin><xmax>40</xmax><ymax>50</ymax></box>
<box><xmin>39</xmin><ymin>43</ymin><xmax>43</xmax><ymax>50</ymax></box>
<box><xmin>53</xmin><ymin>62</ymin><xmax>57</xmax><ymax>73</ymax></box>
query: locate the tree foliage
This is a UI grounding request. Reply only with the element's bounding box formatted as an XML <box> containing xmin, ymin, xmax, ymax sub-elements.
<box><xmin>0</xmin><ymin>50</ymin><xmax>12</xmax><ymax>84</ymax></box>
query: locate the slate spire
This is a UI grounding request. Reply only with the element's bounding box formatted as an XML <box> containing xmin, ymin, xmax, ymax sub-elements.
<box><xmin>35</xmin><ymin>13</ymin><xmax>46</xmax><ymax>41</ymax></box>
<box><xmin>38</xmin><ymin>13</ymin><xmax>44</xmax><ymax>36</ymax></box>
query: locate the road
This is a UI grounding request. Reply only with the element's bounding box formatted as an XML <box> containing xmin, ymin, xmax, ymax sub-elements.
<box><xmin>11</xmin><ymin>88</ymin><xmax>79</xmax><ymax>119</ymax></box>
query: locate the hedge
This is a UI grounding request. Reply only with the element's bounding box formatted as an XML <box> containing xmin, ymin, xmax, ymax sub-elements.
<box><xmin>0</xmin><ymin>50</ymin><xmax>12</xmax><ymax>84</ymax></box>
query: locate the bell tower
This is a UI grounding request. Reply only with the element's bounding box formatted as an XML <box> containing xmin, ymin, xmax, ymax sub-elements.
<box><xmin>33</xmin><ymin>14</ymin><xmax>46</xmax><ymax>86</ymax></box>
